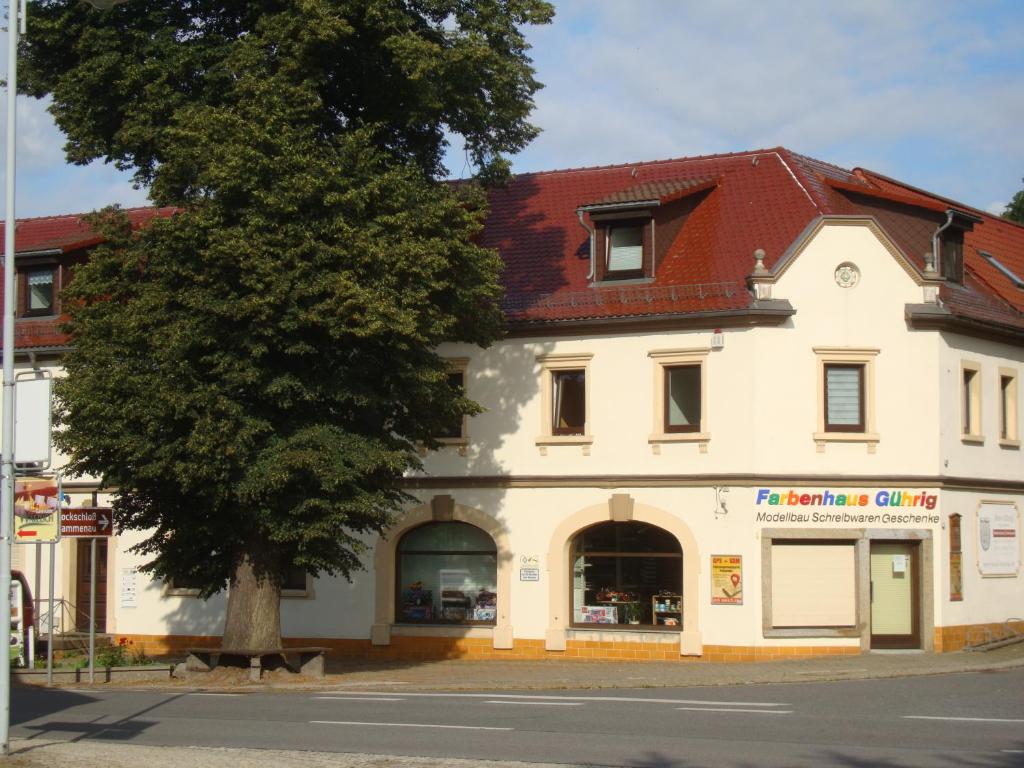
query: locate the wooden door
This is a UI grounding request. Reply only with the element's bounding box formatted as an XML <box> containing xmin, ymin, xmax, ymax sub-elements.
<box><xmin>75</xmin><ymin>539</ymin><xmax>108</xmax><ymax>632</ymax></box>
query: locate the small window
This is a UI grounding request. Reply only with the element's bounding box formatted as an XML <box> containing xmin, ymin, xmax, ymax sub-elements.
<box><xmin>282</xmin><ymin>566</ymin><xmax>309</xmax><ymax>595</ymax></box>
<box><xmin>980</xmin><ymin>251</ymin><xmax>1024</xmax><ymax>289</ymax></box>
<box><xmin>552</xmin><ymin>369</ymin><xmax>586</xmax><ymax>435</ymax></box>
<box><xmin>536</xmin><ymin>352</ymin><xmax>592</xmax><ymax>447</ymax></box>
<box><xmin>437</xmin><ymin>370</ymin><xmax>466</xmax><ymax>440</ymax></box>
<box><xmin>962</xmin><ymin>363</ymin><xmax>981</xmax><ymax>439</ymax></box>
<box><xmin>21</xmin><ymin>267</ymin><xmax>56</xmax><ymax>317</ymax></box>
<box><xmin>664</xmin><ymin>365</ymin><xmax>701</xmax><ymax>433</ymax></box>
<box><xmin>999</xmin><ymin>370</ymin><xmax>1018</xmax><ymax>444</ymax></box>
<box><xmin>607</xmin><ymin>225</ymin><xmax>644</xmax><ymax>276</ymax></box>
<box><xmin>940</xmin><ymin>230</ymin><xmax>964</xmax><ymax>283</ymax></box>
<box><xmin>824</xmin><ymin>364</ymin><xmax>864</xmax><ymax>432</ymax></box>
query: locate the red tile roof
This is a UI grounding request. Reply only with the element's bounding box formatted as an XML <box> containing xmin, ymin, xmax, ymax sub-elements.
<box><xmin>481</xmin><ymin>147</ymin><xmax>1024</xmax><ymax>332</ymax></box>
<box><xmin>7</xmin><ymin>207</ymin><xmax>175</xmax><ymax>350</ymax></box>
<box><xmin>8</xmin><ymin>149</ymin><xmax>1024</xmax><ymax>348</ymax></box>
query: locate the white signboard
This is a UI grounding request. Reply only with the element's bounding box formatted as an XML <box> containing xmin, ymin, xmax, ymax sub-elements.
<box><xmin>120</xmin><ymin>567</ymin><xmax>138</xmax><ymax>608</ymax></box>
<box><xmin>977</xmin><ymin>503</ymin><xmax>1020</xmax><ymax>577</ymax></box>
<box><xmin>14</xmin><ymin>374</ymin><xmax>52</xmax><ymax>467</ymax></box>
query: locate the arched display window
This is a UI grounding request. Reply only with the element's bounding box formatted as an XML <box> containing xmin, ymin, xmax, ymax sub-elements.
<box><xmin>571</xmin><ymin>521</ymin><xmax>682</xmax><ymax>629</ymax></box>
<box><xmin>396</xmin><ymin>522</ymin><xmax>497</xmax><ymax>625</ymax></box>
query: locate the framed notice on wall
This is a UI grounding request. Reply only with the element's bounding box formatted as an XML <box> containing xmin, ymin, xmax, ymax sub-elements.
<box><xmin>977</xmin><ymin>503</ymin><xmax>1020</xmax><ymax>577</ymax></box>
<box><xmin>711</xmin><ymin>555</ymin><xmax>743</xmax><ymax>605</ymax></box>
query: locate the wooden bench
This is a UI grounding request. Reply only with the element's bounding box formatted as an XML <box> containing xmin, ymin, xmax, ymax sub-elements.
<box><xmin>185</xmin><ymin>647</ymin><xmax>329</xmax><ymax>681</ymax></box>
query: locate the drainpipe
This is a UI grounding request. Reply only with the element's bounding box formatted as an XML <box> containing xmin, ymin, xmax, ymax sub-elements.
<box><xmin>576</xmin><ymin>209</ymin><xmax>596</xmax><ymax>281</ymax></box>
<box><xmin>929</xmin><ymin>210</ymin><xmax>955</xmax><ymax>276</ymax></box>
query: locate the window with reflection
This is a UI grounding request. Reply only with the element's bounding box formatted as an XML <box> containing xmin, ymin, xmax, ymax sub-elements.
<box><xmin>571</xmin><ymin>522</ymin><xmax>682</xmax><ymax>629</ymax></box>
<box><xmin>396</xmin><ymin>522</ymin><xmax>497</xmax><ymax>625</ymax></box>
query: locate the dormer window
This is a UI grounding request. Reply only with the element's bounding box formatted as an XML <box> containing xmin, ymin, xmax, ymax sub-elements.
<box><xmin>18</xmin><ymin>266</ymin><xmax>57</xmax><ymax>318</ymax></box>
<box><xmin>606</xmin><ymin>223</ymin><xmax>644</xmax><ymax>277</ymax></box>
<box><xmin>932</xmin><ymin>209</ymin><xmax>981</xmax><ymax>285</ymax></box>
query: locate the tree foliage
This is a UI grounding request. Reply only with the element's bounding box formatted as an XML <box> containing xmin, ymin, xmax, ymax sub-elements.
<box><xmin>1004</xmin><ymin>179</ymin><xmax>1024</xmax><ymax>225</ymax></box>
<box><xmin>21</xmin><ymin>0</ymin><xmax>552</xmax><ymax>644</ymax></box>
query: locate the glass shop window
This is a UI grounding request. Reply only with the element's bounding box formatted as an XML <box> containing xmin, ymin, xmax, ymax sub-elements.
<box><xmin>396</xmin><ymin>522</ymin><xmax>497</xmax><ymax>625</ymax></box>
<box><xmin>571</xmin><ymin>521</ymin><xmax>682</xmax><ymax>630</ymax></box>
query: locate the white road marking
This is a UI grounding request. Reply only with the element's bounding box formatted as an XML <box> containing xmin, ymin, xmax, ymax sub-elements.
<box><xmin>485</xmin><ymin>700</ymin><xmax>582</xmax><ymax>707</ymax></box>
<box><xmin>905</xmin><ymin>716</ymin><xmax>1024</xmax><ymax>724</ymax></box>
<box><xmin>187</xmin><ymin>693</ymin><xmax>243</xmax><ymax>697</ymax></box>
<box><xmin>311</xmin><ymin>721</ymin><xmax>513</xmax><ymax>731</ymax></box>
<box><xmin>321</xmin><ymin>691</ymin><xmax>788</xmax><ymax>707</ymax></box>
<box><xmin>314</xmin><ymin>696</ymin><xmax>405</xmax><ymax>702</ymax></box>
<box><xmin>676</xmin><ymin>707</ymin><xmax>792</xmax><ymax>715</ymax></box>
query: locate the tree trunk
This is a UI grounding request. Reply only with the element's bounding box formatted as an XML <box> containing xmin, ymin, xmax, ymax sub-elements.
<box><xmin>222</xmin><ymin>548</ymin><xmax>282</xmax><ymax>651</ymax></box>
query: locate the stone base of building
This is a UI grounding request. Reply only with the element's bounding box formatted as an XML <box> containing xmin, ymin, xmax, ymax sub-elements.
<box><xmin>933</xmin><ymin>622</ymin><xmax>1022</xmax><ymax>652</ymax></box>
<box><xmin>115</xmin><ymin>633</ymin><xmax>866</xmax><ymax>662</ymax></box>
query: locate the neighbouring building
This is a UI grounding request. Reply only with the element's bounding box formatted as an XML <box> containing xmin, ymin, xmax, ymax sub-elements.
<box><xmin>7</xmin><ymin>148</ymin><xmax>1024</xmax><ymax>662</ymax></box>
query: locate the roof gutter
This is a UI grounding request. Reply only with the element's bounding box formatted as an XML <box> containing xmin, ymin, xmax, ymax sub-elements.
<box><xmin>13</xmin><ymin>248</ymin><xmax>62</xmax><ymax>258</ymax></box>
<box><xmin>576</xmin><ymin>199</ymin><xmax>661</xmax><ymax>214</ymax></box>
<box><xmin>575</xmin><ymin>209</ymin><xmax>596</xmax><ymax>281</ymax></box>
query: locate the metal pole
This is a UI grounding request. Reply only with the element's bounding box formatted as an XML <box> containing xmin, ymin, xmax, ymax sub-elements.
<box><xmin>88</xmin><ymin>537</ymin><xmax>96</xmax><ymax>684</ymax></box>
<box><xmin>46</xmin><ymin>541</ymin><xmax>53</xmax><ymax>686</ymax></box>
<box><xmin>1</xmin><ymin>0</ymin><xmax>23</xmax><ymax>755</ymax></box>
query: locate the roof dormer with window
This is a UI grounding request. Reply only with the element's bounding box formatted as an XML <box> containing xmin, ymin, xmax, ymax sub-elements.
<box><xmin>577</xmin><ymin>177</ymin><xmax>719</xmax><ymax>284</ymax></box>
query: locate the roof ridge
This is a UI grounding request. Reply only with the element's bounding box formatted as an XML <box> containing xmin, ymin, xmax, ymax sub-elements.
<box><xmin>855</xmin><ymin>169</ymin><xmax>1014</xmax><ymax>225</ymax></box>
<box><xmin>3</xmin><ymin>205</ymin><xmax>167</xmax><ymax>226</ymax></box>
<box><xmin>502</xmin><ymin>147</ymin><xmax>786</xmax><ymax>182</ymax></box>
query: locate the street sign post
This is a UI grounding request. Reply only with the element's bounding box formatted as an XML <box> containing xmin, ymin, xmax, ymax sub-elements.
<box><xmin>59</xmin><ymin>507</ymin><xmax>113</xmax><ymax>682</ymax></box>
<box><xmin>59</xmin><ymin>508</ymin><xmax>113</xmax><ymax>538</ymax></box>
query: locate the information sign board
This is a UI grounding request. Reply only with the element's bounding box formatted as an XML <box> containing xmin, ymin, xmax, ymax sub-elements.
<box><xmin>60</xmin><ymin>508</ymin><xmax>113</xmax><ymax>538</ymax></box>
<box><xmin>13</xmin><ymin>477</ymin><xmax>62</xmax><ymax>543</ymax></box>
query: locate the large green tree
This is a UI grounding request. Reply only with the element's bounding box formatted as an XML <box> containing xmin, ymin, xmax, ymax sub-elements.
<box><xmin>1004</xmin><ymin>179</ymin><xmax>1024</xmax><ymax>224</ymax></box>
<box><xmin>21</xmin><ymin>0</ymin><xmax>552</xmax><ymax>649</ymax></box>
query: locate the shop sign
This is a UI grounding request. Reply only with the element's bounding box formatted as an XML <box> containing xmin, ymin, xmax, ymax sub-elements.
<box><xmin>711</xmin><ymin>555</ymin><xmax>742</xmax><ymax>605</ymax></box>
<box><xmin>121</xmin><ymin>567</ymin><xmax>139</xmax><ymax>608</ymax></box>
<box><xmin>754</xmin><ymin>487</ymin><xmax>940</xmax><ymax>526</ymax></box>
<box><xmin>519</xmin><ymin>554</ymin><xmax>540</xmax><ymax>581</ymax></box>
<box><xmin>977</xmin><ymin>503</ymin><xmax>1019</xmax><ymax>577</ymax></box>
<box><xmin>13</xmin><ymin>477</ymin><xmax>64</xmax><ymax>543</ymax></box>
<box><xmin>60</xmin><ymin>507</ymin><xmax>114</xmax><ymax>537</ymax></box>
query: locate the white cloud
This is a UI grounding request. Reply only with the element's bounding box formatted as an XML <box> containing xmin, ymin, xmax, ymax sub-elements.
<box><xmin>514</xmin><ymin>0</ymin><xmax>1024</xmax><ymax>209</ymax></box>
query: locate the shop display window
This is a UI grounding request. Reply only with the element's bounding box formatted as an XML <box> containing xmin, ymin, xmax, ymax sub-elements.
<box><xmin>571</xmin><ymin>522</ymin><xmax>682</xmax><ymax>629</ymax></box>
<box><xmin>396</xmin><ymin>522</ymin><xmax>497</xmax><ymax>625</ymax></box>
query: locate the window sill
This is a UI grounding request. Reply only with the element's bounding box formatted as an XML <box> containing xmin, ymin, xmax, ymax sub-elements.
<box><xmin>567</xmin><ymin>627</ymin><xmax>681</xmax><ymax>641</ymax></box>
<box><xmin>536</xmin><ymin>435</ymin><xmax>593</xmax><ymax>446</ymax></box>
<box><xmin>813</xmin><ymin>432</ymin><xmax>879</xmax><ymax>443</ymax></box>
<box><xmin>763</xmin><ymin>627</ymin><xmax>860</xmax><ymax>639</ymax></box>
<box><xmin>649</xmin><ymin>432</ymin><xmax>710</xmax><ymax>444</ymax></box>
<box><xmin>961</xmin><ymin>434</ymin><xmax>985</xmax><ymax>446</ymax></box>
<box><xmin>436</xmin><ymin>437</ymin><xmax>469</xmax><ymax>456</ymax></box>
<box><xmin>998</xmin><ymin>438</ymin><xmax>1021</xmax><ymax>450</ymax></box>
<box><xmin>16</xmin><ymin>313</ymin><xmax>59</xmax><ymax>322</ymax></box>
<box><xmin>391</xmin><ymin>624</ymin><xmax>495</xmax><ymax>639</ymax></box>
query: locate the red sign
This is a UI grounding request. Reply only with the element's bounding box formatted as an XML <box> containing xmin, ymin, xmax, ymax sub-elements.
<box><xmin>60</xmin><ymin>508</ymin><xmax>113</xmax><ymax>537</ymax></box>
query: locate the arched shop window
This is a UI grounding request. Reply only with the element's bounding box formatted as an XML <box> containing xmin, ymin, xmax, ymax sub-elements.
<box><xmin>397</xmin><ymin>522</ymin><xmax>497</xmax><ymax>625</ymax></box>
<box><xmin>571</xmin><ymin>522</ymin><xmax>682</xmax><ymax>629</ymax></box>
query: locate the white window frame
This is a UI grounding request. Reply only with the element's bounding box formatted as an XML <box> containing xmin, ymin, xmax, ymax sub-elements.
<box><xmin>813</xmin><ymin>347</ymin><xmax>879</xmax><ymax>449</ymax></box>
<box><xmin>961</xmin><ymin>360</ymin><xmax>983</xmax><ymax>444</ymax></box>
<box><xmin>648</xmin><ymin>348</ymin><xmax>710</xmax><ymax>447</ymax></box>
<box><xmin>536</xmin><ymin>352</ymin><xmax>593</xmax><ymax>449</ymax></box>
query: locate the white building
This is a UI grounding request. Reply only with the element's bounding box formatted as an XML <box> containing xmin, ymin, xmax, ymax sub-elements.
<box><xmin>8</xmin><ymin>149</ymin><xmax>1024</xmax><ymax>661</ymax></box>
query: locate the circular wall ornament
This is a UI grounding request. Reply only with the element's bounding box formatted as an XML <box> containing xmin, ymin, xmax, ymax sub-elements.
<box><xmin>834</xmin><ymin>262</ymin><xmax>860</xmax><ymax>288</ymax></box>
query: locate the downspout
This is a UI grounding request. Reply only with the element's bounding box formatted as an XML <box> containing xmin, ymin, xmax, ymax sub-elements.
<box><xmin>930</xmin><ymin>210</ymin><xmax>955</xmax><ymax>275</ymax></box>
<box><xmin>576</xmin><ymin>209</ymin><xmax>596</xmax><ymax>280</ymax></box>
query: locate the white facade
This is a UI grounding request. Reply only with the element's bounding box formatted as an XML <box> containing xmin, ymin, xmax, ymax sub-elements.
<box><xmin>10</xmin><ymin>216</ymin><xmax>1024</xmax><ymax>660</ymax></box>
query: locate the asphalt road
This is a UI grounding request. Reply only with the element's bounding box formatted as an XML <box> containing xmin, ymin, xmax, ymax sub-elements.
<box><xmin>12</xmin><ymin>669</ymin><xmax>1024</xmax><ymax>767</ymax></box>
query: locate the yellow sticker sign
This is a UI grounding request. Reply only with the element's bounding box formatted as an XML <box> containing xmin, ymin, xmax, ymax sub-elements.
<box><xmin>13</xmin><ymin>477</ymin><xmax>62</xmax><ymax>543</ymax></box>
<box><xmin>711</xmin><ymin>555</ymin><xmax>743</xmax><ymax>605</ymax></box>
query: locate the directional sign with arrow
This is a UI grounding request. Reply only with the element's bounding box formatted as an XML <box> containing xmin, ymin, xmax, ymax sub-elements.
<box><xmin>60</xmin><ymin>508</ymin><xmax>114</xmax><ymax>538</ymax></box>
<box><xmin>13</xmin><ymin>478</ymin><xmax>63</xmax><ymax>543</ymax></box>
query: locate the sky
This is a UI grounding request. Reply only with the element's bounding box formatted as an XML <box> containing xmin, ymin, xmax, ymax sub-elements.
<box><xmin>3</xmin><ymin>0</ymin><xmax>1023</xmax><ymax>219</ymax></box>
